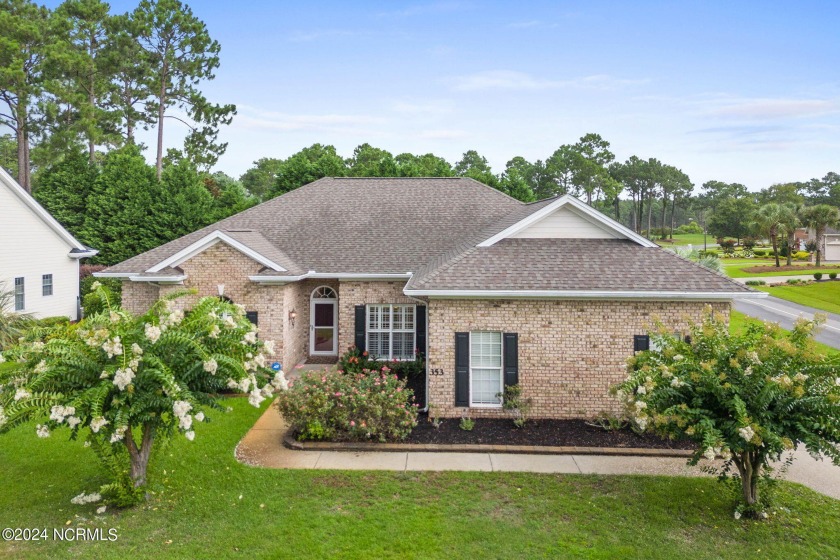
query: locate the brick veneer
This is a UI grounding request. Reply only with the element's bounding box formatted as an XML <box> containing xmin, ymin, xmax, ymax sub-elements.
<box><xmin>337</xmin><ymin>281</ymin><xmax>423</xmax><ymax>354</ymax></box>
<box><xmin>426</xmin><ymin>299</ymin><xmax>729</xmax><ymax>419</ymax></box>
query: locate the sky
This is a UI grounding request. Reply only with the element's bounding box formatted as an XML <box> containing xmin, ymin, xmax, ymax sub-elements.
<box><xmin>45</xmin><ymin>0</ymin><xmax>840</xmax><ymax>191</ymax></box>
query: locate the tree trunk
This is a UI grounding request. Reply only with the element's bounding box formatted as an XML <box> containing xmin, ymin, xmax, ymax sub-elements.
<box><xmin>660</xmin><ymin>196</ymin><xmax>667</xmax><ymax>238</ymax></box>
<box><xmin>614</xmin><ymin>196</ymin><xmax>620</xmax><ymax>221</ymax></box>
<box><xmin>125</xmin><ymin>424</ymin><xmax>155</xmax><ymax>488</ymax></box>
<box><xmin>669</xmin><ymin>196</ymin><xmax>677</xmax><ymax>239</ymax></box>
<box><xmin>89</xmin><ymin>31</ymin><xmax>96</xmax><ymax>163</ymax></box>
<box><xmin>646</xmin><ymin>194</ymin><xmax>654</xmax><ymax>237</ymax></box>
<box><xmin>816</xmin><ymin>227</ymin><xmax>823</xmax><ymax>267</ymax></box>
<box><xmin>155</xmin><ymin>62</ymin><xmax>168</xmax><ymax>180</ymax></box>
<box><xmin>15</xmin><ymin>105</ymin><xmax>28</xmax><ymax>192</ymax></box>
<box><xmin>786</xmin><ymin>232</ymin><xmax>794</xmax><ymax>266</ymax></box>
<box><xmin>772</xmin><ymin>234</ymin><xmax>780</xmax><ymax>267</ymax></box>
<box><xmin>734</xmin><ymin>451</ymin><xmax>759</xmax><ymax>508</ymax></box>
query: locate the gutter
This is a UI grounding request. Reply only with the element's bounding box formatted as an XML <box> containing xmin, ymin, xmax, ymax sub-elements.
<box><xmin>402</xmin><ymin>289</ymin><xmax>769</xmax><ymax>301</ymax></box>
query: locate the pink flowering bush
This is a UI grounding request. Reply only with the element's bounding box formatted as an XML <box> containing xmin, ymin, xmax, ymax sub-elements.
<box><xmin>276</xmin><ymin>367</ymin><xmax>418</xmax><ymax>442</ymax></box>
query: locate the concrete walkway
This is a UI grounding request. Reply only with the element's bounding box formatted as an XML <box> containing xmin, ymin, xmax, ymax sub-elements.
<box><xmin>236</xmin><ymin>405</ymin><xmax>840</xmax><ymax>499</ymax></box>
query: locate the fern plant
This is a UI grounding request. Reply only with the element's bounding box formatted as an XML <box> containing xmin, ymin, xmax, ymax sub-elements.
<box><xmin>0</xmin><ymin>283</ymin><xmax>287</xmax><ymax>508</ymax></box>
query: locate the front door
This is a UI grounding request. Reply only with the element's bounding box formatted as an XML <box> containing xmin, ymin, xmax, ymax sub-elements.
<box><xmin>310</xmin><ymin>298</ymin><xmax>337</xmax><ymax>355</ymax></box>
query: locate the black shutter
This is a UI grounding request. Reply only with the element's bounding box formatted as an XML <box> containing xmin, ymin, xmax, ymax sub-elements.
<box><xmin>633</xmin><ymin>335</ymin><xmax>650</xmax><ymax>352</ymax></box>
<box><xmin>246</xmin><ymin>311</ymin><xmax>258</xmax><ymax>326</ymax></box>
<box><xmin>455</xmin><ymin>332</ymin><xmax>469</xmax><ymax>407</ymax></box>
<box><xmin>354</xmin><ymin>305</ymin><xmax>366</xmax><ymax>352</ymax></box>
<box><xmin>503</xmin><ymin>332</ymin><xmax>519</xmax><ymax>387</ymax></box>
<box><xmin>415</xmin><ymin>306</ymin><xmax>427</xmax><ymax>358</ymax></box>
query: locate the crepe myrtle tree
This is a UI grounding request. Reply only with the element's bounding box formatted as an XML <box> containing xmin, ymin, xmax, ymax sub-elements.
<box><xmin>0</xmin><ymin>283</ymin><xmax>288</xmax><ymax>507</ymax></box>
<box><xmin>615</xmin><ymin>308</ymin><xmax>840</xmax><ymax>518</ymax></box>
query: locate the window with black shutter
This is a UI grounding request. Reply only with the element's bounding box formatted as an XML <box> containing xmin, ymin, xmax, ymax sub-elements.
<box><xmin>633</xmin><ymin>335</ymin><xmax>650</xmax><ymax>353</ymax></box>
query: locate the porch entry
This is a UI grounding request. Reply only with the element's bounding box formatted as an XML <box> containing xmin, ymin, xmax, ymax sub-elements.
<box><xmin>309</xmin><ymin>286</ymin><xmax>337</xmax><ymax>356</ymax></box>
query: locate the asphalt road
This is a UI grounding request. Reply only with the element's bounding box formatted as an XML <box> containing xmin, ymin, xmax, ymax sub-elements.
<box><xmin>733</xmin><ymin>296</ymin><xmax>840</xmax><ymax>350</ymax></box>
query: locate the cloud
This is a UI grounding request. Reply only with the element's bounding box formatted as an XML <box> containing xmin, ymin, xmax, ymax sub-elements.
<box><xmin>506</xmin><ymin>20</ymin><xmax>559</xmax><ymax>29</ymax></box>
<box><xmin>450</xmin><ymin>70</ymin><xmax>646</xmax><ymax>92</ymax></box>
<box><xmin>706</xmin><ymin>98</ymin><xmax>838</xmax><ymax>120</ymax></box>
<box><xmin>287</xmin><ymin>29</ymin><xmax>359</xmax><ymax>43</ymax></box>
<box><xmin>418</xmin><ymin>129</ymin><xmax>468</xmax><ymax>139</ymax></box>
<box><xmin>234</xmin><ymin>106</ymin><xmax>386</xmax><ymax>132</ymax></box>
<box><xmin>377</xmin><ymin>2</ymin><xmax>466</xmax><ymax>18</ymax></box>
<box><xmin>689</xmin><ymin>124</ymin><xmax>787</xmax><ymax>137</ymax></box>
<box><xmin>390</xmin><ymin>99</ymin><xmax>454</xmax><ymax>115</ymax></box>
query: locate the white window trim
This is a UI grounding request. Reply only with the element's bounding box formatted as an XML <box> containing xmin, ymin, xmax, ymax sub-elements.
<box><xmin>14</xmin><ymin>277</ymin><xmax>25</xmax><ymax>311</ymax></box>
<box><xmin>42</xmin><ymin>273</ymin><xmax>53</xmax><ymax>297</ymax></box>
<box><xmin>310</xmin><ymin>287</ymin><xmax>338</xmax><ymax>356</ymax></box>
<box><xmin>366</xmin><ymin>304</ymin><xmax>416</xmax><ymax>361</ymax></box>
<box><xmin>469</xmin><ymin>331</ymin><xmax>504</xmax><ymax>408</ymax></box>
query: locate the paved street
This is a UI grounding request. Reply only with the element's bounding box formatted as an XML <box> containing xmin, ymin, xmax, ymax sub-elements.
<box><xmin>733</xmin><ymin>295</ymin><xmax>840</xmax><ymax>349</ymax></box>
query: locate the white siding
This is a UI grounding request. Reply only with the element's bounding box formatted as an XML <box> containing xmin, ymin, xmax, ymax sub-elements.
<box><xmin>825</xmin><ymin>235</ymin><xmax>840</xmax><ymax>262</ymax></box>
<box><xmin>0</xmin><ymin>183</ymin><xmax>80</xmax><ymax>319</ymax></box>
<box><xmin>511</xmin><ymin>205</ymin><xmax>623</xmax><ymax>239</ymax></box>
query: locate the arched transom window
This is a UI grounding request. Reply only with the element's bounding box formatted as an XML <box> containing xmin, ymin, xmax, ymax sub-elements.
<box><xmin>311</xmin><ymin>286</ymin><xmax>337</xmax><ymax>299</ymax></box>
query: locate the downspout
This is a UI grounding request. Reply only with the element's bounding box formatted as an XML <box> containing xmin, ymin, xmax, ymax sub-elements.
<box><xmin>404</xmin><ymin>291</ymin><xmax>430</xmax><ymax>412</ymax></box>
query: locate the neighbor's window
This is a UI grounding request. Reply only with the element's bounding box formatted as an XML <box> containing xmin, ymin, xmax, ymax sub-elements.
<box><xmin>470</xmin><ymin>331</ymin><xmax>503</xmax><ymax>407</ymax></box>
<box><xmin>14</xmin><ymin>277</ymin><xmax>24</xmax><ymax>311</ymax></box>
<box><xmin>366</xmin><ymin>304</ymin><xmax>415</xmax><ymax>360</ymax></box>
<box><xmin>42</xmin><ymin>274</ymin><xmax>53</xmax><ymax>296</ymax></box>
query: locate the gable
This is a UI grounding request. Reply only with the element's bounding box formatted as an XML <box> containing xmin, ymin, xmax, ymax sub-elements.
<box><xmin>145</xmin><ymin>230</ymin><xmax>288</xmax><ymax>273</ymax></box>
<box><xmin>510</xmin><ymin>205</ymin><xmax>622</xmax><ymax>240</ymax></box>
<box><xmin>0</xmin><ymin>167</ymin><xmax>93</xmax><ymax>254</ymax></box>
<box><xmin>477</xmin><ymin>194</ymin><xmax>657</xmax><ymax>248</ymax></box>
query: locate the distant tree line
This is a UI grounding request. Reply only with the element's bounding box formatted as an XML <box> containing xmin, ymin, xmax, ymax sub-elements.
<box><xmin>0</xmin><ymin>0</ymin><xmax>234</xmax><ymax>192</ymax></box>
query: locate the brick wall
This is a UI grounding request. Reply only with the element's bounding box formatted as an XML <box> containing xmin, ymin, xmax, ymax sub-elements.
<box><xmin>122</xmin><ymin>244</ymin><xmax>287</xmax><ymax>364</ymax></box>
<box><xmin>337</xmin><ymin>281</ymin><xmax>422</xmax><ymax>354</ymax></box>
<box><xmin>426</xmin><ymin>299</ymin><xmax>729</xmax><ymax>419</ymax></box>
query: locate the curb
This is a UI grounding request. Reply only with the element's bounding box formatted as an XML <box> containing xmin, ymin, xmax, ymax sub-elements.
<box><xmin>282</xmin><ymin>431</ymin><xmax>695</xmax><ymax>458</ymax></box>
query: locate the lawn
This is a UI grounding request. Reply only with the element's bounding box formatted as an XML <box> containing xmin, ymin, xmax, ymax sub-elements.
<box><xmin>2</xmin><ymin>399</ymin><xmax>840</xmax><ymax>559</ymax></box>
<box><xmin>654</xmin><ymin>233</ymin><xmax>708</xmax><ymax>247</ymax></box>
<box><xmin>723</xmin><ymin>259</ymin><xmax>840</xmax><ymax>278</ymax></box>
<box><xmin>729</xmin><ymin>310</ymin><xmax>839</xmax><ymax>356</ymax></box>
<box><xmin>755</xmin><ymin>281</ymin><xmax>840</xmax><ymax>315</ymax></box>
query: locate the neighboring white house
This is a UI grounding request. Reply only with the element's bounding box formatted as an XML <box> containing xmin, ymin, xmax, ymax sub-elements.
<box><xmin>0</xmin><ymin>167</ymin><xmax>96</xmax><ymax>320</ymax></box>
<box><xmin>807</xmin><ymin>226</ymin><xmax>840</xmax><ymax>263</ymax></box>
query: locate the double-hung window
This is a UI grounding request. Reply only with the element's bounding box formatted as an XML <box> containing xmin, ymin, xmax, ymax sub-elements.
<box><xmin>14</xmin><ymin>277</ymin><xmax>24</xmax><ymax>311</ymax></box>
<box><xmin>470</xmin><ymin>331</ymin><xmax>503</xmax><ymax>406</ymax></box>
<box><xmin>366</xmin><ymin>304</ymin><xmax>415</xmax><ymax>360</ymax></box>
<box><xmin>42</xmin><ymin>274</ymin><xmax>53</xmax><ymax>296</ymax></box>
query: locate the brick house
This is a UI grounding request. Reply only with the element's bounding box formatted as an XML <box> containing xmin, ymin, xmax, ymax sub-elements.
<box><xmin>97</xmin><ymin>177</ymin><xmax>765</xmax><ymax>418</ymax></box>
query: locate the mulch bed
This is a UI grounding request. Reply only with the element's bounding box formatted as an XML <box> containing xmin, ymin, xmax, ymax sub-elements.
<box><xmin>742</xmin><ymin>264</ymin><xmax>840</xmax><ymax>274</ymax></box>
<box><xmin>403</xmin><ymin>413</ymin><xmax>693</xmax><ymax>450</ymax></box>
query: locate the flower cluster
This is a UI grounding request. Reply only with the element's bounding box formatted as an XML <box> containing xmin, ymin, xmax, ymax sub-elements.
<box><xmin>173</xmin><ymin>400</ymin><xmax>195</xmax><ymax>440</ymax></box>
<box><xmin>276</xmin><ymin>367</ymin><xmax>418</xmax><ymax>443</ymax></box>
<box><xmin>70</xmin><ymin>492</ymin><xmax>101</xmax><ymax>505</ymax></box>
<box><xmin>49</xmin><ymin>405</ymin><xmax>81</xmax><ymax>429</ymax></box>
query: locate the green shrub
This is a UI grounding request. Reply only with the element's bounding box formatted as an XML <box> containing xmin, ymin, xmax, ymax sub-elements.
<box><xmin>753</xmin><ymin>249</ymin><xmax>767</xmax><ymax>257</ymax></box>
<box><xmin>276</xmin><ymin>367</ymin><xmax>418</xmax><ymax>442</ymax></box>
<box><xmin>699</xmin><ymin>249</ymin><xmax>718</xmax><ymax>258</ymax></box>
<box><xmin>81</xmin><ymin>277</ymin><xmax>122</xmax><ymax>316</ymax></box>
<box><xmin>745</xmin><ymin>280</ymin><xmax>767</xmax><ymax>286</ymax></box>
<box><xmin>339</xmin><ymin>345</ymin><xmax>424</xmax><ymax>379</ymax></box>
<box><xmin>742</xmin><ymin>237</ymin><xmax>757</xmax><ymax>250</ymax></box>
<box><xmin>814</xmin><ymin>272</ymin><xmax>823</xmax><ymax>281</ymax></box>
<box><xmin>787</xmin><ymin>279</ymin><xmax>801</xmax><ymax>284</ymax></box>
<box><xmin>459</xmin><ymin>417</ymin><xmax>475</xmax><ymax>431</ymax></box>
<box><xmin>794</xmin><ymin>251</ymin><xmax>810</xmax><ymax>261</ymax></box>
<box><xmin>498</xmin><ymin>384</ymin><xmax>533</xmax><ymax>428</ymax></box>
<box><xmin>675</xmin><ymin>222</ymin><xmax>703</xmax><ymax>235</ymax></box>
<box><xmin>830</xmin><ymin>273</ymin><xmax>837</xmax><ymax>280</ymax></box>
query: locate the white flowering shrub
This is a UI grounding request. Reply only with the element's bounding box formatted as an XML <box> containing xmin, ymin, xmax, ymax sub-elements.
<box><xmin>616</xmin><ymin>308</ymin><xmax>840</xmax><ymax>518</ymax></box>
<box><xmin>0</xmin><ymin>284</ymin><xmax>288</xmax><ymax>507</ymax></box>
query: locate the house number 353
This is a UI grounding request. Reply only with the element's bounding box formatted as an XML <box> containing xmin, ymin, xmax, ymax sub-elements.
<box><xmin>429</xmin><ymin>368</ymin><xmax>445</xmax><ymax>376</ymax></box>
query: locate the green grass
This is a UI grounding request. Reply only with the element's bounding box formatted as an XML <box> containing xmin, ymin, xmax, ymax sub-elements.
<box><xmin>723</xmin><ymin>259</ymin><xmax>840</xmax><ymax>278</ymax></box>
<box><xmin>730</xmin><ymin>310</ymin><xmax>839</xmax><ymax>356</ymax></box>
<box><xmin>755</xmin><ymin>281</ymin><xmax>840</xmax><ymax>315</ymax></box>
<box><xmin>2</xmin><ymin>398</ymin><xmax>840</xmax><ymax>559</ymax></box>
<box><xmin>654</xmin><ymin>233</ymin><xmax>708</xmax><ymax>247</ymax></box>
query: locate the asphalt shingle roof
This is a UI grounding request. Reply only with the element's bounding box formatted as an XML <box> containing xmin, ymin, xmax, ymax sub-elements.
<box><xmin>406</xmin><ymin>238</ymin><xmax>754</xmax><ymax>293</ymax></box>
<box><xmin>104</xmin><ymin>177</ymin><xmax>756</xmax><ymax>296</ymax></box>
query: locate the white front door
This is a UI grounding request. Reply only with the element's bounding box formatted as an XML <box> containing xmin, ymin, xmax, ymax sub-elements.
<box><xmin>310</xmin><ymin>297</ymin><xmax>337</xmax><ymax>355</ymax></box>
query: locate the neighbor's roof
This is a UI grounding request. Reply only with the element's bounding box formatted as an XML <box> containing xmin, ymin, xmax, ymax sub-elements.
<box><xmin>101</xmin><ymin>177</ymin><xmax>521</xmax><ymax>275</ymax></box>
